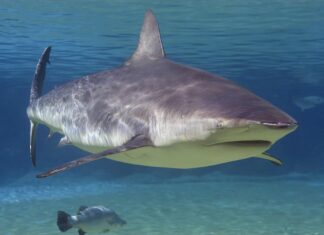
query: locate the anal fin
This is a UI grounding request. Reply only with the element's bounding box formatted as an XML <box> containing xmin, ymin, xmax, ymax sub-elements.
<box><xmin>36</xmin><ymin>135</ymin><xmax>153</xmax><ymax>178</ymax></box>
<box><xmin>58</xmin><ymin>136</ymin><xmax>71</xmax><ymax>147</ymax></box>
<box><xmin>256</xmin><ymin>152</ymin><xmax>283</xmax><ymax>166</ymax></box>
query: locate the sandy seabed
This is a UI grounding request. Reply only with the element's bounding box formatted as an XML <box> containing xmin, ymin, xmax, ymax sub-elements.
<box><xmin>1</xmin><ymin>172</ymin><xmax>324</xmax><ymax>235</ymax></box>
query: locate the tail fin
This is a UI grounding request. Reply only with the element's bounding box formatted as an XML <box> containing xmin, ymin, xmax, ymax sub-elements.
<box><xmin>29</xmin><ymin>47</ymin><xmax>51</xmax><ymax>166</ymax></box>
<box><xmin>30</xmin><ymin>46</ymin><xmax>51</xmax><ymax>103</ymax></box>
<box><xmin>57</xmin><ymin>211</ymin><xmax>73</xmax><ymax>232</ymax></box>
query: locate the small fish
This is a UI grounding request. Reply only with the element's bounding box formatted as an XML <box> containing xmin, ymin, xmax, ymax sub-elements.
<box><xmin>293</xmin><ymin>96</ymin><xmax>324</xmax><ymax>111</ymax></box>
<box><xmin>57</xmin><ymin>205</ymin><xmax>126</xmax><ymax>235</ymax></box>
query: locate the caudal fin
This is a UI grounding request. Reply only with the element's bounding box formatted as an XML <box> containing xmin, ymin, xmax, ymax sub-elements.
<box><xmin>57</xmin><ymin>211</ymin><xmax>73</xmax><ymax>232</ymax></box>
<box><xmin>30</xmin><ymin>46</ymin><xmax>51</xmax><ymax>103</ymax></box>
<box><xmin>29</xmin><ymin>47</ymin><xmax>51</xmax><ymax>166</ymax></box>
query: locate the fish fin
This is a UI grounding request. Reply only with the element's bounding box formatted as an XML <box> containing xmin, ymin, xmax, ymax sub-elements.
<box><xmin>29</xmin><ymin>121</ymin><xmax>37</xmax><ymax>166</ymax></box>
<box><xmin>28</xmin><ymin>47</ymin><xmax>51</xmax><ymax>166</ymax></box>
<box><xmin>48</xmin><ymin>129</ymin><xmax>54</xmax><ymax>138</ymax></box>
<box><xmin>36</xmin><ymin>134</ymin><xmax>153</xmax><ymax>178</ymax></box>
<box><xmin>77</xmin><ymin>206</ymin><xmax>88</xmax><ymax>215</ymax></box>
<box><xmin>57</xmin><ymin>211</ymin><xmax>72</xmax><ymax>232</ymax></box>
<box><xmin>256</xmin><ymin>152</ymin><xmax>283</xmax><ymax>166</ymax></box>
<box><xmin>78</xmin><ymin>229</ymin><xmax>86</xmax><ymax>235</ymax></box>
<box><xmin>58</xmin><ymin>136</ymin><xmax>71</xmax><ymax>147</ymax></box>
<box><xmin>128</xmin><ymin>10</ymin><xmax>165</xmax><ymax>62</ymax></box>
<box><xmin>30</xmin><ymin>46</ymin><xmax>51</xmax><ymax>102</ymax></box>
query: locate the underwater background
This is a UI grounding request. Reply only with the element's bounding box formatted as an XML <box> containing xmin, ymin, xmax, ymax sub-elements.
<box><xmin>1</xmin><ymin>0</ymin><xmax>324</xmax><ymax>234</ymax></box>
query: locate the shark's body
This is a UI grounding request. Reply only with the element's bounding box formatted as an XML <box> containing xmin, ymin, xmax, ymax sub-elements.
<box><xmin>27</xmin><ymin>10</ymin><xmax>297</xmax><ymax>178</ymax></box>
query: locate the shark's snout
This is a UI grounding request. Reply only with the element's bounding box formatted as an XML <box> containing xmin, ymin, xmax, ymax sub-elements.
<box><xmin>254</xmin><ymin>111</ymin><xmax>298</xmax><ymax>141</ymax></box>
<box><xmin>241</xmin><ymin>104</ymin><xmax>298</xmax><ymax>131</ymax></box>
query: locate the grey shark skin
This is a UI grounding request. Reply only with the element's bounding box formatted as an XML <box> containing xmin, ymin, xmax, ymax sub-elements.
<box><xmin>27</xmin><ymin>10</ymin><xmax>297</xmax><ymax>178</ymax></box>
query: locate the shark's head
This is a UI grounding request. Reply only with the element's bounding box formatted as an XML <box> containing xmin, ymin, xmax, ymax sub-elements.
<box><xmin>202</xmin><ymin>88</ymin><xmax>298</xmax><ymax>150</ymax></box>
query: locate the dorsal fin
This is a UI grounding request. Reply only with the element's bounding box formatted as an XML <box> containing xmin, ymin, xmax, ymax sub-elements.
<box><xmin>129</xmin><ymin>10</ymin><xmax>165</xmax><ymax>62</ymax></box>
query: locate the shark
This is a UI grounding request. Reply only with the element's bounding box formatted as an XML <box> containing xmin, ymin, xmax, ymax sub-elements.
<box><xmin>27</xmin><ymin>10</ymin><xmax>297</xmax><ymax>178</ymax></box>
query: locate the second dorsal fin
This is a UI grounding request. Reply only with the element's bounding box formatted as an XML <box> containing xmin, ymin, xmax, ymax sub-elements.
<box><xmin>129</xmin><ymin>10</ymin><xmax>165</xmax><ymax>61</ymax></box>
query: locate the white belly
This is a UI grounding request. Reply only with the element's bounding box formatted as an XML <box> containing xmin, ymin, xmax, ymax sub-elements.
<box><xmin>106</xmin><ymin>140</ymin><xmax>271</xmax><ymax>168</ymax></box>
<box><xmin>73</xmin><ymin>124</ymin><xmax>295</xmax><ymax>169</ymax></box>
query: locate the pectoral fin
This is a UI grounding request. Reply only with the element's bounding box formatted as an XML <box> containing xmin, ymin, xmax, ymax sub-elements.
<box><xmin>36</xmin><ymin>135</ymin><xmax>153</xmax><ymax>178</ymax></box>
<box><xmin>256</xmin><ymin>152</ymin><xmax>283</xmax><ymax>166</ymax></box>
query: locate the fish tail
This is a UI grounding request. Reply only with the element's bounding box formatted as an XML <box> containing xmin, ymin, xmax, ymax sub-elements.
<box><xmin>57</xmin><ymin>211</ymin><xmax>73</xmax><ymax>232</ymax></box>
<box><xmin>30</xmin><ymin>46</ymin><xmax>51</xmax><ymax>103</ymax></box>
<box><xmin>28</xmin><ymin>46</ymin><xmax>51</xmax><ymax>166</ymax></box>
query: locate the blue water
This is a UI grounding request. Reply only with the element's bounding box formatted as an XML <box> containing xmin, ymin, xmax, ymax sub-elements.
<box><xmin>0</xmin><ymin>1</ymin><xmax>324</xmax><ymax>234</ymax></box>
